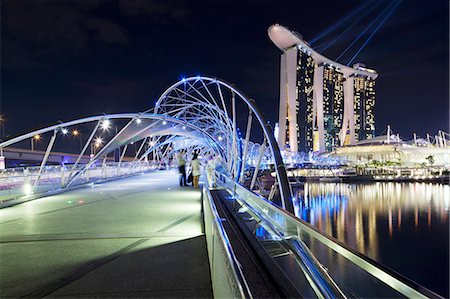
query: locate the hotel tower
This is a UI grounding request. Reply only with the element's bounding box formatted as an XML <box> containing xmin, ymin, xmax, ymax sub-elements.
<box><xmin>268</xmin><ymin>24</ymin><xmax>378</xmax><ymax>153</ymax></box>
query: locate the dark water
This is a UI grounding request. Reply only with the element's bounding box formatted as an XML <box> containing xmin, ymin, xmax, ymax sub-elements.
<box><xmin>292</xmin><ymin>182</ymin><xmax>449</xmax><ymax>297</ymax></box>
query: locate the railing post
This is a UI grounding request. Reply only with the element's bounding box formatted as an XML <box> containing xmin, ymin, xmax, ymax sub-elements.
<box><xmin>102</xmin><ymin>155</ymin><xmax>107</xmax><ymax>178</ymax></box>
<box><xmin>61</xmin><ymin>166</ymin><xmax>65</xmax><ymax>187</ymax></box>
<box><xmin>23</xmin><ymin>168</ymin><xmax>29</xmax><ymax>192</ymax></box>
<box><xmin>85</xmin><ymin>165</ymin><xmax>90</xmax><ymax>182</ymax></box>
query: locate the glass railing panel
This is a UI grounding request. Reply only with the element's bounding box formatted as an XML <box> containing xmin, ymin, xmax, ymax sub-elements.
<box><xmin>217</xmin><ymin>173</ymin><xmax>439</xmax><ymax>299</ymax></box>
<box><xmin>0</xmin><ymin>162</ymin><xmax>155</xmax><ymax>206</ymax></box>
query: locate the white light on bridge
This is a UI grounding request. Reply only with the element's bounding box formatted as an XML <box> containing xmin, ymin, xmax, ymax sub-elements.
<box><xmin>101</xmin><ymin>119</ymin><xmax>111</xmax><ymax>131</ymax></box>
<box><xmin>23</xmin><ymin>183</ymin><xmax>33</xmax><ymax>196</ymax></box>
<box><xmin>136</xmin><ymin>118</ymin><xmax>142</xmax><ymax>124</ymax></box>
<box><xmin>61</xmin><ymin>128</ymin><xmax>69</xmax><ymax>135</ymax></box>
<box><xmin>162</xmin><ymin>120</ymin><xmax>167</xmax><ymax>125</ymax></box>
<box><xmin>94</xmin><ymin>137</ymin><xmax>103</xmax><ymax>147</ymax></box>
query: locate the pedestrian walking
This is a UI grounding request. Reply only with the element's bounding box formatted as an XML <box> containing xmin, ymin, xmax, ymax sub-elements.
<box><xmin>191</xmin><ymin>152</ymin><xmax>201</xmax><ymax>188</ymax></box>
<box><xmin>177</xmin><ymin>151</ymin><xmax>187</xmax><ymax>186</ymax></box>
<box><xmin>206</xmin><ymin>155</ymin><xmax>216</xmax><ymax>188</ymax></box>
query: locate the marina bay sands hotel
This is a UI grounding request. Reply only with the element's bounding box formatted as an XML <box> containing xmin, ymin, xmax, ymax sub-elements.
<box><xmin>268</xmin><ymin>24</ymin><xmax>378</xmax><ymax>153</ymax></box>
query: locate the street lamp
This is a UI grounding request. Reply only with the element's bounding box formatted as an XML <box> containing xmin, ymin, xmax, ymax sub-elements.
<box><xmin>72</xmin><ymin>129</ymin><xmax>82</xmax><ymax>151</ymax></box>
<box><xmin>0</xmin><ymin>115</ymin><xmax>4</xmax><ymax>141</ymax></box>
<box><xmin>31</xmin><ymin>134</ymin><xmax>41</xmax><ymax>151</ymax></box>
<box><xmin>91</xmin><ymin>137</ymin><xmax>103</xmax><ymax>155</ymax></box>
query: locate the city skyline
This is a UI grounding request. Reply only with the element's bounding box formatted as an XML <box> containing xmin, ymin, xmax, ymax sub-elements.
<box><xmin>1</xmin><ymin>1</ymin><xmax>448</xmax><ymax>140</ymax></box>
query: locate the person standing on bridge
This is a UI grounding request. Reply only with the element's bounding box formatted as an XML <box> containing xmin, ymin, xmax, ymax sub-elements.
<box><xmin>177</xmin><ymin>151</ymin><xmax>187</xmax><ymax>186</ymax></box>
<box><xmin>206</xmin><ymin>155</ymin><xmax>217</xmax><ymax>188</ymax></box>
<box><xmin>191</xmin><ymin>152</ymin><xmax>201</xmax><ymax>188</ymax></box>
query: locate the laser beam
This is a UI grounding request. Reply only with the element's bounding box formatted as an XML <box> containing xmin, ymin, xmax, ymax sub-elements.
<box><xmin>310</xmin><ymin>0</ymin><xmax>373</xmax><ymax>45</ymax></box>
<box><xmin>347</xmin><ymin>0</ymin><xmax>402</xmax><ymax>66</ymax></box>
<box><xmin>318</xmin><ymin>1</ymin><xmax>382</xmax><ymax>53</ymax></box>
<box><xmin>336</xmin><ymin>1</ymin><xmax>397</xmax><ymax>62</ymax></box>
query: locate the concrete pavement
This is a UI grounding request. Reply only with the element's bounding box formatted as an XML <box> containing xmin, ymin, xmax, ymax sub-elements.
<box><xmin>0</xmin><ymin>170</ymin><xmax>212</xmax><ymax>298</ymax></box>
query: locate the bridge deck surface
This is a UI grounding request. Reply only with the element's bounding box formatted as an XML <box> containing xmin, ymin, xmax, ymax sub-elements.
<box><xmin>0</xmin><ymin>170</ymin><xmax>212</xmax><ymax>298</ymax></box>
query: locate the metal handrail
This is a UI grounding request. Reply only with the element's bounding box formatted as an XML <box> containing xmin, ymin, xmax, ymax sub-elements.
<box><xmin>223</xmin><ymin>177</ymin><xmax>345</xmax><ymax>299</ymax></box>
<box><xmin>203</xmin><ymin>185</ymin><xmax>253</xmax><ymax>299</ymax></box>
<box><xmin>218</xmin><ymin>172</ymin><xmax>443</xmax><ymax>299</ymax></box>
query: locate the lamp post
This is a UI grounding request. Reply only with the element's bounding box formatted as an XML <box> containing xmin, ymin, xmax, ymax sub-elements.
<box><xmin>91</xmin><ymin>137</ymin><xmax>103</xmax><ymax>156</ymax></box>
<box><xmin>72</xmin><ymin>129</ymin><xmax>82</xmax><ymax>151</ymax></box>
<box><xmin>31</xmin><ymin>135</ymin><xmax>41</xmax><ymax>151</ymax></box>
<box><xmin>0</xmin><ymin>115</ymin><xmax>4</xmax><ymax>141</ymax></box>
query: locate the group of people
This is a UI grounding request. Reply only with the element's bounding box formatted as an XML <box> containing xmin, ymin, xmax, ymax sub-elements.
<box><xmin>177</xmin><ymin>151</ymin><xmax>217</xmax><ymax>188</ymax></box>
<box><xmin>177</xmin><ymin>150</ymin><xmax>201</xmax><ymax>188</ymax></box>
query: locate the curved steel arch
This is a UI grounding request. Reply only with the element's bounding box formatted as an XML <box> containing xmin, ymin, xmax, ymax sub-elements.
<box><xmin>0</xmin><ymin>76</ymin><xmax>294</xmax><ymax>213</ymax></box>
<box><xmin>0</xmin><ymin>113</ymin><xmax>227</xmax><ymax>189</ymax></box>
<box><xmin>1</xmin><ymin>113</ymin><xmax>223</xmax><ymax>153</ymax></box>
<box><xmin>154</xmin><ymin>76</ymin><xmax>293</xmax><ymax>212</ymax></box>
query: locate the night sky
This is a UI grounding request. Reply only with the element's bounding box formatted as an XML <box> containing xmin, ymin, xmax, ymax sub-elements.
<box><xmin>1</xmin><ymin>0</ymin><xmax>449</xmax><ymax>141</ymax></box>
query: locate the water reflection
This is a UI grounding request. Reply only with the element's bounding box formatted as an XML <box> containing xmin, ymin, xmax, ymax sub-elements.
<box><xmin>292</xmin><ymin>182</ymin><xmax>449</xmax><ymax>296</ymax></box>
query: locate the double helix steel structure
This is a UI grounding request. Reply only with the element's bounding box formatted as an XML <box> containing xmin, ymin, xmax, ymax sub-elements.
<box><xmin>0</xmin><ymin>76</ymin><xmax>292</xmax><ymax>211</ymax></box>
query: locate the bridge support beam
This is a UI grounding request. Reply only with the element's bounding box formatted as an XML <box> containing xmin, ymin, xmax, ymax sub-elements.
<box><xmin>239</xmin><ymin>111</ymin><xmax>253</xmax><ymax>184</ymax></box>
<box><xmin>250</xmin><ymin>141</ymin><xmax>266</xmax><ymax>191</ymax></box>
<box><xmin>33</xmin><ymin>130</ymin><xmax>57</xmax><ymax>192</ymax></box>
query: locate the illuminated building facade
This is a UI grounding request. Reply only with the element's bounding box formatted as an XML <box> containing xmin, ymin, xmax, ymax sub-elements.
<box><xmin>296</xmin><ymin>49</ymin><xmax>315</xmax><ymax>152</ymax></box>
<box><xmin>323</xmin><ymin>65</ymin><xmax>345</xmax><ymax>151</ymax></box>
<box><xmin>268</xmin><ymin>24</ymin><xmax>378</xmax><ymax>153</ymax></box>
<box><xmin>353</xmin><ymin>71</ymin><xmax>376</xmax><ymax>141</ymax></box>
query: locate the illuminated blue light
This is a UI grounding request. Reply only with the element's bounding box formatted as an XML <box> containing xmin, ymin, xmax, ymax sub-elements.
<box><xmin>346</xmin><ymin>1</ymin><xmax>402</xmax><ymax>66</ymax></box>
<box><xmin>309</xmin><ymin>0</ymin><xmax>373</xmax><ymax>45</ymax></box>
<box><xmin>336</xmin><ymin>1</ymin><xmax>398</xmax><ymax>63</ymax></box>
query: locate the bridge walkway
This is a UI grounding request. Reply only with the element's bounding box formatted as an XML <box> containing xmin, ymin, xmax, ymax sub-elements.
<box><xmin>0</xmin><ymin>170</ymin><xmax>212</xmax><ymax>298</ymax></box>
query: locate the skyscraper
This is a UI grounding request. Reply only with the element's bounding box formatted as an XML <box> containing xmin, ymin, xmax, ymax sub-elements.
<box><xmin>268</xmin><ymin>24</ymin><xmax>378</xmax><ymax>153</ymax></box>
